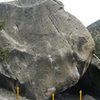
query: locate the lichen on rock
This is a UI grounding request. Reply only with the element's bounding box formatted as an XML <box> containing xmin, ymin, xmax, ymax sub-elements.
<box><xmin>0</xmin><ymin>21</ymin><xmax>5</xmax><ymax>31</ymax></box>
<box><xmin>0</xmin><ymin>48</ymin><xmax>9</xmax><ymax>61</ymax></box>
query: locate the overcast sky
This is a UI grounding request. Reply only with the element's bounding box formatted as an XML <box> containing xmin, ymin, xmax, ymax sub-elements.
<box><xmin>0</xmin><ymin>0</ymin><xmax>100</xmax><ymax>26</ymax></box>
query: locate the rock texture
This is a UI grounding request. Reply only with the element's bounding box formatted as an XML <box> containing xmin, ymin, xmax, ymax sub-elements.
<box><xmin>0</xmin><ymin>0</ymin><xmax>94</xmax><ymax>100</ymax></box>
<box><xmin>87</xmin><ymin>20</ymin><xmax>100</xmax><ymax>97</ymax></box>
<box><xmin>54</xmin><ymin>94</ymin><xmax>96</xmax><ymax>100</ymax></box>
<box><xmin>83</xmin><ymin>95</ymin><xmax>96</xmax><ymax>100</ymax></box>
<box><xmin>87</xmin><ymin>20</ymin><xmax>100</xmax><ymax>71</ymax></box>
<box><xmin>0</xmin><ymin>88</ymin><xmax>28</xmax><ymax>100</ymax></box>
<box><xmin>88</xmin><ymin>20</ymin><xmax>100</xmax><ymax>58</ymax></box>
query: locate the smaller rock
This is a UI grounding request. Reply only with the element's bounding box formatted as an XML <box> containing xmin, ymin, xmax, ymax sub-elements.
<box><xmin>83</xmin><ymin>95</ymin><xmax>96</xmax><ymax>100</ymax></box>
<box><xmin>0</xmin><ymin>88</ymin><xmax>28</xmax><ymax>100</ymax></box>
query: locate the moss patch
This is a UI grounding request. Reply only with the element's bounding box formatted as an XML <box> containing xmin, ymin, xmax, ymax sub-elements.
<box><xmin>0</xmin><ymin>22</ymin><xmax>5</xmax><ymax>31</ymax></box>
<box><xmin>0</xmin><ymin>48</ymin><xmax>9</xmax><ymax>60</ymax></box>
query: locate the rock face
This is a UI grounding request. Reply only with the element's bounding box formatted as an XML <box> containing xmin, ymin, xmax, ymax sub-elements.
<box><xmin>0</xmin><ymin>88</ymin><xmax>28</xmax><ymax>100</ymax></box>
<box><xmin>87</xmin><ymin>20</ymin><xmax>100</xmax><ymax>70</ymax></box>
<box><xmin>83</xmin><ymin>95</ymin><xmax>96</xmax><ymax>100</ymax></box>
<box><xmin>87</xmin><ymin>20</ymin><xmax>100</xmax><ymax>96</ymax></box>
<box><xmin>87</xmin><ymin>20</ymin><xmax>100</xmax><ymax>58</ymax></box>
<box><xmin>52</xmin><ymin>94</ymin><xmax>96</xmax><ymax>100</ymax></box>
<box><xmin>0</xmin><ymin>0</ymin><xmax>94</xmax><ymax>100</ymax></box>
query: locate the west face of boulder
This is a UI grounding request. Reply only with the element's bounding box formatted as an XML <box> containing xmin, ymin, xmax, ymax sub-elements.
<box><xmin>0</xmin><ymin>0</ymin><xmax>94</xmax><ymax>99</ymax></box>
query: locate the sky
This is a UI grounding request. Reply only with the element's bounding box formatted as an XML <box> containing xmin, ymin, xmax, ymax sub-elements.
<box><xmin>61</xmin><ymin>0</ymin><xmax>100</xmax><ymax>26</ymax></box>
<box><xmin>0</xmin><ymin>0</ymin><xmax>100</xmax><ymax>26</ymax></box>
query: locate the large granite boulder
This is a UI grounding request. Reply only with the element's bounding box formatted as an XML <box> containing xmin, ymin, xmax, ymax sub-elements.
<box><xmin>0</xmin><ymin>0</ymin><xmax>94</xmax><ymax>100</ymax></box>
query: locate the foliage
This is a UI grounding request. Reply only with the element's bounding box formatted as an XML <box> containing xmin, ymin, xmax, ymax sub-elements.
<box><xmin>0</xmin><ymin>48</ymin><xmax>9</xmax><ymax>60</ymax></box>
<box><xmin>0</xmin><ymin>21</ymin><xmax>5</xmax><ymax>31</ymax></box>
<box><xmin>0</xmin><ymin>21</ymin><xmax>6</xmax><ymax>60</ymax></box>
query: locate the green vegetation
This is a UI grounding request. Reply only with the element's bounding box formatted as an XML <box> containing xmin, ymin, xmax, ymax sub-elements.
<box><xmin>0</xmin><ymin>48</ymin><xmax>9</xmax><ymax>60</ymax></box>
<box><xmin>0</xmin><ymin>21</ymin><xmax>7</xmax><ymax>60</ymax></box>
<box><xmin>0</xmin><ymin>21</ymin><xmax>5</xmax><ymax>31</ymax></box>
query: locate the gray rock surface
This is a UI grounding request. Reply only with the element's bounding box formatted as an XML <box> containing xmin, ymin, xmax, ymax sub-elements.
<box><xmin>88</xmin><ymin>20</ymin><xmax>100</xmax><ymax>74</ymax></box>
<box><xmin>87</xmin><ymin>20</ymin><xmax>100</xmax><ymax>58</ymax></box>
<box><xmin>53</xmin><ymin>94</ymin><xmax>96</xmax><ymax>100</ymax></box>
<box><xmin>87</xmin><ymin>21</ymin><xmax>100</xmax><ymax>96</ymax></box>
<box><xmin>83</xmin><ymin>95</ymin><xmax>96</xmax><ymax>100</ymax></box>
<box><xmin>0</xmin><ymin>0</ymin><xmax>94</xmax><ymax>100</ymax></box>
<box><xmin>0</xmin><ymin>88</ymin><xmax>28</xmax><ymax>100</ymax></box>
